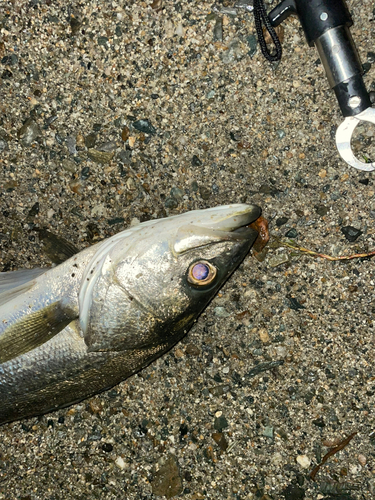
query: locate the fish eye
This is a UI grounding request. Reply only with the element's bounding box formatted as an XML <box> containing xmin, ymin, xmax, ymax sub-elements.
<box><xmin>187</xmin><ymin>260</ymin><xmax>217</xmax><ymax>286</ymax></box>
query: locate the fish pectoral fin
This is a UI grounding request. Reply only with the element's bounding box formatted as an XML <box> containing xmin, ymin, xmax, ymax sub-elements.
<box><xmin>0</xmin><ymin>303</ymin><xmax>77</xmax><ymax>363</ymax></box>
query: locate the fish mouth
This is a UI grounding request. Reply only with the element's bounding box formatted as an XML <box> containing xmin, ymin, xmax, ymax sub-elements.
<box><xmin>195</xmin><ymin>203</ymin><xmax>262</xmax><ymax>233</ymax></box>
<box><xmin>172</xmin><ymin>204</ymin><xmax>261</xmax><ymax>255</ymax></box>
<box><xmin>213</xmin><ymin>204</ymin><xmax>264</xmax><ymax>258</ymax></box>
<box><xmin>221</xmin><ymin>204</ymin><xmax>262</xmax><ymax>231</ymax></box>
<box><xmin>213</xmin><ymin>204</ymin><xmax>262</xmax><ymax>241</ymax></box>
<box><xmin>212</xmin><ymin>205</ymin><xmax>263</xmax><ymax>276</ymax></box>
<box><xmin>173</xmin><ymin>204</ymin><xmax>262</xmax><ymax>255</ymax></box>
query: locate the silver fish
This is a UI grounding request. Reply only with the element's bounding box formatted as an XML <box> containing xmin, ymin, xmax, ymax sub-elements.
<box><xmin>0</xmin><ymin>204</ymin><xmax>261</xmax><ymax>424</ymax></box>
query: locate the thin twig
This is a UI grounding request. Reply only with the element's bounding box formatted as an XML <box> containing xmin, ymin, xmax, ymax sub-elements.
<box><xmin>274</xmin><ymin>238</ymin><xmax>375</xmax><ymax>262</ymax></box>
<box><xmin>310</xmin><ymin>431</ymin><xmax>357</xmax><ymax>481</ymax></box>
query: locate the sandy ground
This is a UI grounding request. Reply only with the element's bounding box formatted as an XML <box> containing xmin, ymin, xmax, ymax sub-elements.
<box><xmin>0</xmin><ymin>1</ymin><xmax>375</xmax><ymax>499</ymax></box>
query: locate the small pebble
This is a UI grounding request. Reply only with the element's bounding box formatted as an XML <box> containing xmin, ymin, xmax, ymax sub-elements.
<box><xmin>102</xmin><ymin>443</ymin><xmax>113</xmax><ymax>453</ymax></box>
<box><xmin>81</xmin><ymin>167</ymin><xmax>90</xmax><ymax>179</ymax></box>
<box><xmin>341</xmin><ymin>226</ymin><xmax>362</xmax><ymax>242</ymax></box>
<box><xmin>258</xmin><ymin>328</ymin><xmax>270</xmax><ymax>343</ymax></box>
<box><xmin>318</xmin><ymin>169</ymin><xmax>327</xmax><ymax>178</ymax></box>
<box><xmin>263</xmin><ymin>426</ymin><xmax>274</xmax><ymax>438</ymax></box>
<box><xmin>358</xmin><ymin>454</ymin><xmax>367</xmax><ymax>466</ymax></box>
<box><xmin>76</xmin><ymin>133</ymin><xmax>85</xmax><ymax>148</ymax></box>
<box><xmin>87</xmin><ymin>149</ymin><xmax>114</xmax><ymax>164</ymax></box>
<box><xmin>85</xmin><ymin>133</ymin><xmax>97</xmax><ymax>148</ymax></box>
<box><xmin>18</xmin><ymin>118</ymin><xmax>41</xmax><ymax>146</ymax></box>
<box><xmin>363</xmin><ymin>62</ymin><xmax>371</xmax><ymax>74</ymax></box>
<box><xmin>213</xmin><ymin>18</ymin><xmax>223</xmax><ymax>42</ymax></box>
<box><xmin>312</xmin><ymin>417</ymin><xmax>325</xmax><ymax>428</ymax></box>
<box><xmin>288</xmin><ymin>297</ymin><xmax>305</xmax><ymax>310</ymax></box>
<box><xmin>69</xmin><ymin>180</ymin><xmax>83</xmax><ymax>195</ymax></box>
<box><xmin>192</xmin><ymin>155</ymin><xmax>202</xmax><ymax>166</ymax></box>
<box><xmin>199</xmin><ymin>186</ymin><xmax>211</xmax><ymax>200</ymax></box>
<box><xmin>315</xmin><ymin>205</ymin><xmax>329</xmax><ymax>216</ymax></box>
<box><xmin>133</xmin><ymin>119</ymin><xmax>156</xmax><ymax>134</ymax></box>
<box><xmin>296</xmin><ymin>455</ymin><xmax>310</xmax><ymax>469</ymax></box>
<box><xmin>271</xmin><ymin>452</ymin><xmax>283</xmax><ymax>465</ymax></box>
<box><xmin>221</xmin><ymin>39</ymin><xmax>242</xmax><ymax>64</ymax></box>
<box><xmin>185</xmin><ymin>344</ymin><xmax>200</xmax><ymax>356</ymax></box>
<box><xmin>214</xmin><ymin>306</ymin><xmax>231</xmax><ymax>318</ymax></box>
<box><xmin>219</xmin><ymin>7</ymin><xmax>237</xmax><ymax>16</ymax></box>
<box><xmin>121</xmin><ymin>126</ymin><xmax>130</xmax><ymax>142</ymax></box>
<box><xmin>152</xmin><ymin>455</ymin><xmax>183</xmax><ymax>498</ymax></box>
<box><xmin>276</xmin><ymin>217</ymin><xmax>288</xmax><ymax>227</ymax></box>
<box><xmin>70</xmin><ymin>17</ymin><xmax>81</xmax><ymax>35</ymax></box>
<box><xmin>170</xmin><ymin>187</ymin><xmax>184</xmax><ymax>200</ymax></box>
<box><xmin>274</xmin><ymin>346</ymin><xmax>287</xmax><ymax>358</ymax></box>
<box><xmin>212</xmin><ymin>432</ymin><xmax>228</xmax><ymax>451</ymax></box>
<box><xmin>28</xmin><ymin>202</ymin><xmax>39</xmax><ymax>217</ymax></box>
<box><xmin>165</xmin><ymin>197</ymin><xmax>178</xmax><ymax>209</ymax></box>
<box><xmin>97</xmin><ymin>141</ymin><xmax>117</xmax><ymax>152</ymax></box>
<box><xmin>0</xmin><ymin>138</ymin><xmax>8</xmax><ymax>151</ymax></box>
<box><xmin>97</xmin><ymin>36</ymin><xmax>109</xmax><ymax>46</ymax></box>
<box><xmin>269</xmin><ymin>253</ymin><xmax>289</xmax><ymax>268</ymax></box>
<box><xmin>285</xmin><ymin>228</ymin><xmax>297</xmax><ymax>238</ymax></box>
<box><xmin>62</xmin><ymin>159</ymin><xmax>76</xmax><ymax>173</ymax></box>
<box><xmin>150</xmin><ymin>0</ymin><xmax>163</xmax><ymax>11</ymax></box>
<box><xmin>66</xmin><ymin>136</ymin><xmax>77</xmax><ymax>155</ymax></box>
<box><xmin>246</xmin><ymin>34</ymin><xmax>258</xmax><ymax>57</ymax></box>
<box><xmin>282</xmin><ymin>484</ymin><xmax>305</xmax><ymax>500</ymax></box>
<box><xmin>115</xmin><ymin>456</ymin><xmax>126</xmax><ymax>470</ymax></box>
<box><xmin>214</xmin><ymin>415</ymin><xmax>228</xmax><ymax>431</ymax></box>
<box><xmin>175</xmin><ymin>23</ymin><xmax>184</xmax><ymax>37</ymax></box>
<box><xmin>88</xmin><ymin>400</ymin><xmax>102</xmax><ymax>414</ymax></box>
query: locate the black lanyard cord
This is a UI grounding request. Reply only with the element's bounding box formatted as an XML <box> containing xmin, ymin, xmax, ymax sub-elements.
<box><xmin>253</xmin><ymin>0</ymin><xmax>282</xmax><ymax>62</ymax></box>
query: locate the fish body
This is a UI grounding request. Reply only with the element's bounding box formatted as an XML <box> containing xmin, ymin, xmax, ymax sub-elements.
<box><xmin>0</xmin><ymin>204</ymin><xmax>261</xmax><ymax>424</ymax></box>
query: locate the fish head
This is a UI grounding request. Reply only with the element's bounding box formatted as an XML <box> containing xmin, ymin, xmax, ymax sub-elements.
<box><xmin>81</xmin><ymin>204</ymin><xmax>261</xmax><ymax>352</ymax></box>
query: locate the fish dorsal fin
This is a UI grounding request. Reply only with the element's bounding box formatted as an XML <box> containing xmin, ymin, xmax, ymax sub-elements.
<box><xmin>0</xmin><ymin>268</ymin><xmax>47</xmax><ymax>306</ymax></box>
<box><xmin>38</xmin><ymin>229</ymin><xmax>79</xmax><ymax>264</ymax></box>
<box><xmin>0</xmin><ymin>302</ymin><xmax>75</xmax><ymax>363</ymax></box>
<box><xmin>0</xmin><ymin>268</ymin><xmax>47</xmax><ymax>293</ymax></box>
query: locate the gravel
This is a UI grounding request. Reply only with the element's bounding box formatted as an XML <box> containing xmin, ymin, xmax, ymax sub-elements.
<box><xmin>1</xmin><ymin>1</ymin><xmax>375</xmax><ymax>499</ymax></box>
